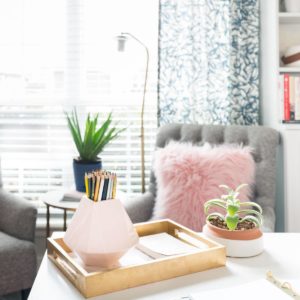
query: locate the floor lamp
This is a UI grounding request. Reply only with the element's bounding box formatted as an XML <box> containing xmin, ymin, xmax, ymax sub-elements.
<box><xmin>117</xmin><ymin>32</ymin><xmax>149</xmax><ymax>194</ymax></box>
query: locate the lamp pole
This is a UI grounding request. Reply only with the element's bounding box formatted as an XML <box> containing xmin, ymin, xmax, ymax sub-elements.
<box><xmin>117</xmin><ymin>32</ymin><xmax>149</xmax><ymax>194</ymax></box>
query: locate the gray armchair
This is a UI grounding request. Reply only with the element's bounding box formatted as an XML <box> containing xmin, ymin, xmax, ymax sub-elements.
<box><xmin>0</xmin><ymin>187</ymin><xmax>37</xmax><ymax>299</ymax></box>
<box><xmin>123</xmin><ymin>124</ymin><xmax>280</xmax><ymax>232</ymax></box>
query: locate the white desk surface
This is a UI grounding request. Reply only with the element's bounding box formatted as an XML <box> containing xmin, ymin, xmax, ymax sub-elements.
<box><xmin>29</xmin><ymin>233</ymin><xmax>300</xmax><ymax>300</ymax></box>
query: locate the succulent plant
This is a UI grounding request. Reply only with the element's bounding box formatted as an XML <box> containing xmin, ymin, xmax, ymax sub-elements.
<box><xmin>65</xmin><ymin>108</ymin><xmax>125</xmax><ymax>162</ymax></box>
<box><xmin>204</xmin><ymin>184</ymin><xmax>263</xmax><ymax>231</ymax></box>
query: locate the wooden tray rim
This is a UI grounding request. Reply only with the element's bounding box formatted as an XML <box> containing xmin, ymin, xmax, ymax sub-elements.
<box><xmin>47</xmin><ymin>219</ymin><xmax>225</xmax><ymax>278</ymax></box>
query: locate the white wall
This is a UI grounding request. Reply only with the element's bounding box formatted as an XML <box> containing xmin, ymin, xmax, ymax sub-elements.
<box><xmin>260</xmin><ymin>0</ymin><xmax>285</xmax><ymax>232</ymax></box>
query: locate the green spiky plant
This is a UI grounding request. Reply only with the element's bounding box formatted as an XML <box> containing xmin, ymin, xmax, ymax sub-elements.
<box><xmin>65</xmin><ymin>108</ymin><xmax>125</xmax><ymax>162</ymax></box>
<box><xmin>204</xmin><ymin>184</ymin><xmax>263</xmax><ymax>231</ymax></box>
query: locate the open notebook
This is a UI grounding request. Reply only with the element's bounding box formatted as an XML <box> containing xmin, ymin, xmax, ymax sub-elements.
<box><xmin>136</xmin><ymin>232</ymin><xmax>204</xmax><ymax>259</ymax></box>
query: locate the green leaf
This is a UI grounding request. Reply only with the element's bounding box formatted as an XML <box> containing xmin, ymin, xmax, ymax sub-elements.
<box><xmin>93</xmin><ymin>114</ymin><xmax>113</xmax><ymax>144</ymax></box>
<box><xmin>225</xmin><ymin>213</ymin><xmax>239</xmax><ymax>231</ymax></box>
<box><xmin>65</xmin><ymin>110</ymin><xmax>83</xmax><ymax>156</ymax></box>
<box><xmin>65</xmin><ymin>108</ymin><xmax>126</xmax><ymax>161</ymax></box>
<box><xmin>205</xmin><ymin>199</ymin><xmax>227</xmax><ymax>205</ymax></box>
<box><xmin>236</xmin><ymin>183</ymin><xmax>248</xmax><ymax>192</ymax></box>
<box><xmin>73</xmin><ymin>108</ymin><xmax>82</xmax><ymax>143</ymax></box>
<box><xmin>204</xmin><ymin>199</ymin><xmax>227</xmax><ymax>214</ymax></box>
<box><xmin>240</xmin><ymin>215</ymin><xmax>262</xmax><ymax>227</ymax></box>
<box><xmin>237</xmin><ymin>209</ymin><xmax>263</xmax><ymax>225</ymax></box>
<box><xmin>239</xmin><ymin>202</ymin><xmax>263</xmax><ymax>214</ymax></box>
<box><xmin>90</xmin><ymin>127</ymin><xmax>125</xmax><ymax>159</ymax></box>
<box><xmin>83</xmin><ymin>114</ymin><xmax>98</xmax><ymax>160</ymax></box>
<box><xmin>207</xmin><ymin>213</ymin><xmax>225</xmax><ymax>222</ymax></box>
<box><xmin>227</xmin><ymin>203</ymin><xmax>239</xmax><ymax>216</ymax></box>
<box><xmin>219</xmin><ymin>184</ymin><xmax>231</xmax><ymax>193</ymax></box>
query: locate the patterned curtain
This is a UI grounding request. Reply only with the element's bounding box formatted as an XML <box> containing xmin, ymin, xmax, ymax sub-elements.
<box><xmin>158</xmin><ymin>0</ymin><xmax>259</xmax><ymax>125</ymax></box>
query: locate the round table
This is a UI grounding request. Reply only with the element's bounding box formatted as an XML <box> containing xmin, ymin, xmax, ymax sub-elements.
<box><xmin>41</xmin><ymin>189</ymin><xmax>127</xmax><ymax>237</ymax></box>
<box><xmin>41</xmin><ymin>190</ymin><xmax>83</xmax><ymax>238</ymax></box>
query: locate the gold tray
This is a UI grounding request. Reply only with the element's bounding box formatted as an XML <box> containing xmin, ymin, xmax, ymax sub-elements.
<box><xmin>47</xmin><ymin>219</ymin><xmax>226</xmax><ymax>298</ymax></box>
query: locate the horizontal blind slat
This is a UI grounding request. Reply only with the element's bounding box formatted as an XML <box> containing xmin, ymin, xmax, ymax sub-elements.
<box><xmin>0</xmin><ymin>0</ymin><xmax>159</xmax><ymax>211</ymax></box>
<box><xmin>0</xmin><ymin>105</ymin><xmax>157</xmax><ymax>201</ymax></box>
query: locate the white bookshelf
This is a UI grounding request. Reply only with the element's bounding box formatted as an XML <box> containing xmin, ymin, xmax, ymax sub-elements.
<box><xmin>279</xmin><ymin>12</ymin><xmax>300</xmax><ymax>23</ymax></box>
<box><xmin>279</xmin><ymin>67</ymin><xmax>300</xmax><ymax>73</ymax></box>
<box><xmin>261</xmin><ymin>1</ymin><xmax>300</xmax><ymax>232</ymax></box>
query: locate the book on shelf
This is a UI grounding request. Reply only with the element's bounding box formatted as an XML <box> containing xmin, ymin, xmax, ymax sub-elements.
<box><xmin>295</xmin><ymin>77</ymin><xmax>300</xmax><ymax>120</ymax></box>
<box><xmin>282</xmin><ymin>120</ymin><xmax>300</xmax><ymax>124</ymax></box>
<box><xmin>283</xmin><ymin>74</ymin><xmax>290</xmax><ymax>121</ymax></box>
<box><xmin>290</xmin><ymin>76</ymin><xmax>295</xmax><ymax>120</ymax></box>
<box><xmin>280</xmin><ymin>73</ymin><xmax>300</xmax><ymax>123</ymax></box>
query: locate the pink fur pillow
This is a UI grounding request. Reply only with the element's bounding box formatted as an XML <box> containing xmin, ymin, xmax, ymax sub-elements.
<box><xmin>152</xmin><ymin>142</ymin><xmax>255</xmax><ymax>231</ymax></box>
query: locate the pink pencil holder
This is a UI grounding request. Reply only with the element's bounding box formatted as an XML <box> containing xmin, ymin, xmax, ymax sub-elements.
<box><xmin>63</xmin><ymin>196</ymin><xmax>139</xmax><ymax>268</ymax></box>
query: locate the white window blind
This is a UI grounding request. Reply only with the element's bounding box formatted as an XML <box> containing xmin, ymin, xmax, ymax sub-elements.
<box><xmin>0</xmin><ymin>0</ymin><xmax>158</xmax><ymax>207</ymax></box>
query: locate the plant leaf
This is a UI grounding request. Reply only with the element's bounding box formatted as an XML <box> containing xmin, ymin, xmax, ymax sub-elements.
<box><xmin>239</xmin><ymin>202</ymin><xmax>263</xmax><ymax>214</ymax></box>
<box><xmin>83</xmin><ymin>114</ymin><xmax>99</xmax><ymax>160</ymax></box>
<box><xmin>206</xmin><ymin>213</ymin><xmax>225</xmax><ymax>222</ymax></box>
<box><xmin>89</xmin><ymin>126</ymin><xmax>125</xmax><ymax>159</ymax></box>
<box><xmin>219</xmin><ymin>184</ymin><xmax>231</xmax><ymax>192</ymax></box>
<box><xmin>73</xmin><ymin>108</ymin><xmax>83</xmax><ymax>143</ymax></box>
<box><xmin>237</xmin><ymin>209</ymin><xmax>263</xmax><ymax>225</ymax></box>
<box><xmin>236</xmin><ymin>183</ymin><xmax>248</xmax><ymax>192</ymax></box>
<box><xmin>65</xmin><ymin>109</ymin><xmax>125</xmax><ymax>161</ymax></box>
<box><xmin>225</xmin><ymin>213</ymin><xmax>239</xmax><ymax>231</ymax></box>
<box><xmin>240</xmin><ymin>215</ymin><xmax>262</xmax><ymax>227</ymax></box>
<box><xmin>204</xmin><ymin>200</ymin><xmax>227</xmax><ymax>214</ymax></box>
<box><xmin>93</xmin><ymin>113</ymin><xmax>113</xmax><ymax>144</ymax></box>
<box><xmin>65</xmin><ymin>110</ymin><xmax>83</xmax><ymax>157</ymax></box>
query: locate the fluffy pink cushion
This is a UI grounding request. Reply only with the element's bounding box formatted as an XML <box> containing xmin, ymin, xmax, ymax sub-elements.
<box><xmin>153</xmin><ymin>142</ymin><xmax>255</xmax><ymax>231</ymax></box>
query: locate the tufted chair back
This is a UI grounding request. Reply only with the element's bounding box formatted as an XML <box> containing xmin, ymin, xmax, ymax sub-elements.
<box><xmin>148</xmin><ymin>124</ymin><xmax>280</xmax><ymax>232</ymax></box>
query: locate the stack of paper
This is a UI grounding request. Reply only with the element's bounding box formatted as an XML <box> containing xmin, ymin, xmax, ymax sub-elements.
<box><xmin>136</xmin><ymin>233</ymin><xmax>200</xmax><ymax>259</ymax></box>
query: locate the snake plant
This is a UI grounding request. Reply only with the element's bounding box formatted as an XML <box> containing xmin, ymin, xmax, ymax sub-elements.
<box><xmin>204</xmin><ymin>184</ymin><xmax>263</xmax><ymax>231</ymax></box>
<box><xmin>65</xmin><ymin>108</ymin><xmax>125</xmax><ymax>162</ymax></box>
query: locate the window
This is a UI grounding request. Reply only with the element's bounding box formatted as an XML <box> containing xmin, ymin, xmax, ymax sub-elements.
<box><xmin>0</xmin><ymin>0</ymin><xmax>158</xmax><ymax>208</ymax></box>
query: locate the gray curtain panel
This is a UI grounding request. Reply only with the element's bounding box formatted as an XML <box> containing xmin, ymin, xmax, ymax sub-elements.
<box><xmin>158</xmin><ymin>0</ymin><xmax>259</xmax><ymax>125</ymax></box>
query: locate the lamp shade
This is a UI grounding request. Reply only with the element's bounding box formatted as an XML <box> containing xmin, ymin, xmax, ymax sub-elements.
<box><xmin>116</xmin><ymin>35</ymin><xmax>127</xmax><ymax>52</ymax></box>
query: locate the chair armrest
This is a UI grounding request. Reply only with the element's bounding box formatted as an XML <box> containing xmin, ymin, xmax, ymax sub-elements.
<box><xmin>256</xmin><ymin>196</ymin><xmax>275</xmax><ymax>232</ymax></box>
<box><xmin>121</xmin><ymin>192</ymin><xmax>155</xmax><ymax>223</ymax></box>
<box><xmin>0</xmin><ymin>189</ymin><xmax>37</xmax><ymax>242</ymax></box>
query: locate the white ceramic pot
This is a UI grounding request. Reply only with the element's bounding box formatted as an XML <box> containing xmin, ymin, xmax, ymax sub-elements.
<box><xmin>203</xmin><ymin>223</ymin><xmax>264</xmax><ymax>258</ymax></box>
<box><xmin>285</xmin><ymin>0</ymin><xmax>300</xmax><ymax>12</ymax></box>
<box><xmin>64</xmin><ymin>196</ymin><xmax>139</xmax><ymax>268</ymax></box>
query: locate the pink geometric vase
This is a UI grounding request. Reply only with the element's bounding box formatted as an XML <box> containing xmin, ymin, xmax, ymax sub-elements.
<box><xmin>63</xmin><ymin>196</ymin><xmax>139</xmax><ymax>268</ymax></box>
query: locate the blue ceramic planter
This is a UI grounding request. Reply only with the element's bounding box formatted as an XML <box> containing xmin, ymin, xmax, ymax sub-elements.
<box><xmin>73</xmin><ymin>158</ymin><xmax>102</xmax><ymax>192</ymax></box>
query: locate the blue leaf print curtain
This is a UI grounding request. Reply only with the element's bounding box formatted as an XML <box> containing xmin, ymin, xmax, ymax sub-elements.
<box><xmin>158</xmin><ymin>0</ymin><xmax>259</xmax><ymax>125</ymax></box>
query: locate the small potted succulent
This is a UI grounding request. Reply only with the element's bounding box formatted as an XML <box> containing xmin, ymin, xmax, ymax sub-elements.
<box><xmin>203</xmin><ymin>184</ymin><xmax>264</xmax><ymax>257</ymax></box>
<box><xmin>65</xmin><ymin>109</ymin><xmax>124</xmax><ymax>192</ymax></box>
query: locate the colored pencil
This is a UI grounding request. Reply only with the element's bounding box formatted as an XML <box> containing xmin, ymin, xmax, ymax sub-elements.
<box><xmin>94</xmin><ymin>174</ymin><xmax>100</xmax><ymax>201</ymax></box>
<box><xmin>112</xmin><ymin>173</ymin><xmax>117</xmax><ymax>199</ymax></box>
<box><xmin>84</xmin><ymin>170</ymin><xmax>118</xmax><ymax>201</ymax></box>
<box><xmin>84</xmin><ymin>173</ymin><xmax>89</xmax><ymax>197</ymax></box>
<box><xmin>102</xmin><ymin>176</ymin><xmax>109</xmax><ymax>200</ymax></box>
<box><xmin>98</xmin><ymin>174</ymin><xmax>105</xmax><ymax>201</ymax></box>
<box><xmin>107</xmin><ymin>173</ymin><xmax>113</xmax><ymax>199</ymax></box>
<box><xmin>91</xmin><ymin>174</ymin><xmax>95</xmax><ymax>200</ymax></box>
